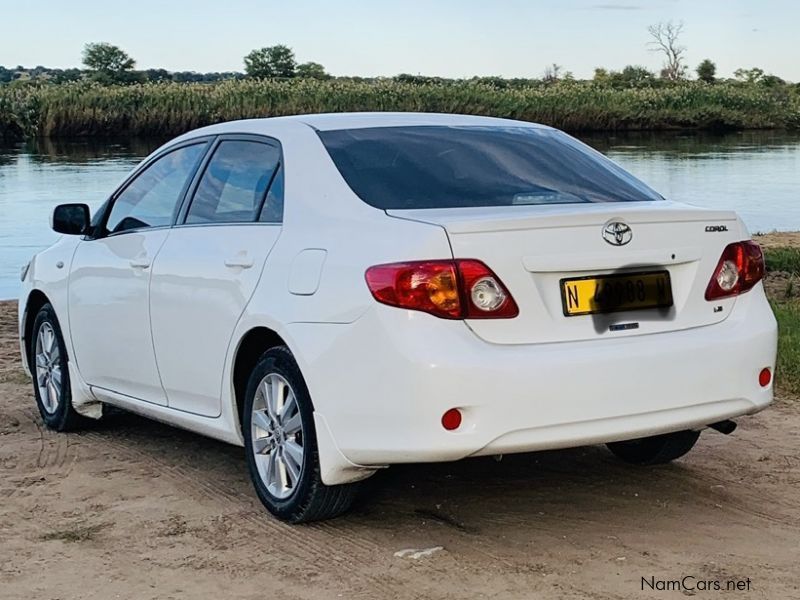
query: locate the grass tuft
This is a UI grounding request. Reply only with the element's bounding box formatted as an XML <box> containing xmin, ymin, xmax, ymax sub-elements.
<box><xmin>0</xmin><ymin>370</ymin><xmax>30</xmax><ymax>384</ymax></box>
<box><xmin>40</xmin><ymin>523</ymin><xmax>109</xmax><ymax>543</ymax></box>
<box><xmin>764</xmin><ymin>247</ymin><xmax>800</xmax><ymax>276</ymax></box>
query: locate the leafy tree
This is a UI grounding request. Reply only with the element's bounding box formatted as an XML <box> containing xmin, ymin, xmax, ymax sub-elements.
<box><xmin>593</xmin><ymin>67</ymin><xmax>610</xmax><ymax>83</ymax></box>
<box><xmin>593</xmin><ymin>66</ymin><xmax>654</xmax><ymax>87</ymax></box>
<box><xmin>49</xmin><ymin>68</ymin><xmax>83</xmax><ymax>84</ymax></box>
<box><xmin>696</xmin><ymin>59</ymin><xmax>716</xmax><ymax>83</ymax></box>
<box><xmin>145</xmin><ymin>68</ymin><xmax>172</xmax><ymax>82</ymax></box>
<box><xmin>760</xmin><ymin>74</ymin><xmax>786</xmax><ymax>87</ymax></box>
<box><xmin>620</xmin><ymin>65</ymin><xmax>655</xmax><ymax>84</ymax></box>
<box><xmin>295</xmin><ymin>61</ymin><xmax>328</xmax><ymax>79</ymax></box>
<box><xmin>734</xmin><ymin>67</ymin><xmax>764</xmax><ymax>83</ymax></box>
<box><xmin>82</xmin><ymin>42</ymin><xmax>137</xmax><ymax>84</ymax></box>
<box><xmin>244</xmin><ymin>45</ymin><xmax>296</xmax><ymax>78</ymax></box>
<box><xmin>173</xmin><ymin>71</ymin><xmax>203</xmax><ymax>83</ymax></box>
<box><xmin>733</xmin><ymin>68</ymin><xmax>786</xmax><ymax>87</ymax></box>
<box><xmin>648</xmin><ymin>21</ymin><xmax>687</xmax><ymax>80</ymax></box>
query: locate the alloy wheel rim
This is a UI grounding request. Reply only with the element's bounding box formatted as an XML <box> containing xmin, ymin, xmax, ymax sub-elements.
<box><xmin>35</xmin><ymin>322</ymin><xmax>62</xmax><ymax>414</ymax></box>
<box><xmin>251</xmin><ymin>373</ymin><xmax>304</xmax><ymax>499</ymax></box>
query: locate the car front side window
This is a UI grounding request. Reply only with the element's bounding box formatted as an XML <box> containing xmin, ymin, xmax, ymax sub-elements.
<box><xmin>105</xmin><ymin>143</ymin><xmax>206</xmax><ymax>235</ymax></box>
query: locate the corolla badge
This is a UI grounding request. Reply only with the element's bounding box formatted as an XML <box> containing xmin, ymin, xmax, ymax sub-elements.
<box><xmin>602</xmin><ymin>221</ymin><xmax>633</xmax><ymax>246</ymax></box>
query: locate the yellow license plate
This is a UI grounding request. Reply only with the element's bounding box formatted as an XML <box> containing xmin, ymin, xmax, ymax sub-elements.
<box><xmin>560</xmin><ymin>271</ymin><xmax>673</xmax><ymax>317</ymax></box>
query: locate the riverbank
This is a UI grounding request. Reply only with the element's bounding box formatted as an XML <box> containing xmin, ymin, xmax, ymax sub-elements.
<box><xmin>1</xmin><ymin>79</ymin><xmax>799</xmax><ymax>140</ymax></box>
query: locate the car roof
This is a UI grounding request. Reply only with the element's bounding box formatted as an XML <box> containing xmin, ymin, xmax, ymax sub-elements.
<box><xmin>173</xmin><ymin>112</ymin><xmax>548</xmax><ymax>141</ymax></box>
<box><xmin>291</xmin><ymin>112</ymin><xmax>547</xmax><ymax>131</ymax></box>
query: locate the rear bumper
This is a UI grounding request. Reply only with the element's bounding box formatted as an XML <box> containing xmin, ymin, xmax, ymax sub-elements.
<box><xmin>288</xmin><ymin>285</ymin><xmax>776</xmax><ymax>467</ymax></box>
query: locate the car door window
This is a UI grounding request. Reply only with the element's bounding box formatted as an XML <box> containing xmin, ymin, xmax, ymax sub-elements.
<box><xmin>185</xmin><ymin>140</ymin><xmax>281</xmax><ymax>225</ymax></box>
<box><xmin>105</xmin><ymin>143</ymin><xmax>206</xmax><ymax>234</ymax></box>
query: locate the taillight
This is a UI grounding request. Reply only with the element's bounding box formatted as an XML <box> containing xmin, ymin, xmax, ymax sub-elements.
<box><xmin>365</xmin><ymin>259</ymin><xmax>519</xmax><ymax>319</ymax></box>
<box><xmin>457</xmin><ymin>259</ymin><xmax>518</xmax><ymax>318</ymax></box>
<box><xmin>705</xmin><ymin>241</ymin><xmax>765</xmax><ymax>301</ymax></box>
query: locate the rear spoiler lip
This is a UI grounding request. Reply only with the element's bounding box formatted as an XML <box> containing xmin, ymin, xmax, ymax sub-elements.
<box><xmin>387</xmin><ymin>201</ymin><xmax>739</xmax><ymax>235</ymax></box>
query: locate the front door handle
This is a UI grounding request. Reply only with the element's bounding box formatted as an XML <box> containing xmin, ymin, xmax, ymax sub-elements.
<box><xmin>224</xmin><ymin>255</ymin><xmax>254</xmax><ymax>269</ymax></box>
<box><xmin>130</xmin><ymin>257</ymin><xmax>151</xmax><ymax>269</ymax></box>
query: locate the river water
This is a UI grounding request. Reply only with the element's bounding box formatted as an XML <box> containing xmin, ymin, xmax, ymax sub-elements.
<box><xmin>1</xmin><ymin>131</ymin><xmax>799</xmax><ymax>299</ymax></box>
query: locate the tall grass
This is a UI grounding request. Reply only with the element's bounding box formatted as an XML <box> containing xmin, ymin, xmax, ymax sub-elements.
<box><xmin>763</xmin><ymin>246</ymin><xmax>800</xmax><ymax>395</ymax></box>
<box><xmin>771</xmin><ymin>301</ymin><xmax>800</xmax><ymax>395</ymax></box>
<box><xmin>1</xmin><ymin>79</ymin><xmax>799</xmax><ymax>140</ymax></box>
<box><xmin>764</xmin><ymin>247</ymin><xmax>800</xmax><ymax>275</ymax></box>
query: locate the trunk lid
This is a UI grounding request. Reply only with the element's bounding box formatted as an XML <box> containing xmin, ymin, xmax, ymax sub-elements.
<box><xmin>388</xmin><ymin>201</ymin><xmax>745</xmax><ymax>344</ymax></box>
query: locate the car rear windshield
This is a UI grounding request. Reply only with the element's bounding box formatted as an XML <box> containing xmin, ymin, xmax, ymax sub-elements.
<box><xmin>318</xmin><ymin>125</ymin><xmax>663</xmax><ymax>209</ymax></box>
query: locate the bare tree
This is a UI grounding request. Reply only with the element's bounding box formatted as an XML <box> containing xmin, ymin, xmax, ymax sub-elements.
<box><xmin>647</xmin><ymin>21</ymin><xmax>686</xmax><ymax>81</ymax></box>
<box><xmin>542</xmin><ymin>63</ymin><xmax>562</xmax><ymax>83</ymax></box>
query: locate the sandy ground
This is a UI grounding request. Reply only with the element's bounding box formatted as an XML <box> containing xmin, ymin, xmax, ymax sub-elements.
<box><xmin>753</xmin><ymin>231</ymin><xmax>800</xmax><ymax>249</ymax></box>
<box><xmin>1</xmin><ymin>300</ymin><xmax>799</xmax><ymax>600</ymax></box>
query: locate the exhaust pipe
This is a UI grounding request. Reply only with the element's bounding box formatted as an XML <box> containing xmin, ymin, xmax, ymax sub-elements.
<box><xmin>708</xmin><ymin>420</ymin><xmax>737</xmax><ymax>435</ymax></box>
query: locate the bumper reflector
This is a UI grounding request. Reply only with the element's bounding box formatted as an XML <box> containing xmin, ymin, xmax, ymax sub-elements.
<box><xmin>759</xmin><ymin>368</ymin><xmax>772</xmax><ymax>387</ymax></box>
<box><xmin>441</xmin><ymin>408</ymin><xmax>462</xmax><ymax>431</ymax></box>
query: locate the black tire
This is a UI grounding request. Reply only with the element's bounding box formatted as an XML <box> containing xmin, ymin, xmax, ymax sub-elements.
<box><xmin>243</xmin><ymin>346</ymin><xmax>359</xmax><ymax>523</ymax></box>
<box><xmin>30</xmin><ymin>303</ymin><xmax>87</xmax><ymax>431</ymax></box>
<box><xmin>607</xmin><ymin>430</ymin><xmax>701</xmax><ymax>465</ymax></box>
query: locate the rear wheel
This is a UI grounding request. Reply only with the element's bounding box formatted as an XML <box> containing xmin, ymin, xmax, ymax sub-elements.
<box><xmin>606</xmin><ymin>430</ymin><xmax>701</xmax><ymax>465</ymax></box>
<box><xmin>30</xmin><ymin>303</ymin><xmax>87</xmax><ymax>431</ymax></box>
<box><xmin>243</xmin><ymin>346</ymin><xmax>359</xmax><ymax>523</ymax></box>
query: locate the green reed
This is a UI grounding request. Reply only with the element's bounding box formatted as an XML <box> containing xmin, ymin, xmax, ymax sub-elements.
<box><xmin>1</xmin><ymin>79</ymin><xmax>798</xmax><ymax>140</ymax></box>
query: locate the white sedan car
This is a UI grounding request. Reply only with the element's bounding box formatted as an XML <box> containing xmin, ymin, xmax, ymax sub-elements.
<box><xmin>18</xmin><ymin>113</ymin><xmax>777</xmax><ymax>522</ymax></box>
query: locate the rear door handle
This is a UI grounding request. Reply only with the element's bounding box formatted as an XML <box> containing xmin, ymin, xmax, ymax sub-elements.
<box><xmin>224</xmin><ymin>255</ymin><xmax>254</xmax><ymax>269</ymax></box>
<box><xmin>130</xmin><ymin>258</ymin><xmax>151</xmax><ymax>269</ymax></box>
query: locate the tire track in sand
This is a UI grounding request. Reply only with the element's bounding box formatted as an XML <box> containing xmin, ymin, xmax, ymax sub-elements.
<box><xmin>80</xmin><ymin>429</ymin><xmax>420</xmax><ymax>598</ymax></box>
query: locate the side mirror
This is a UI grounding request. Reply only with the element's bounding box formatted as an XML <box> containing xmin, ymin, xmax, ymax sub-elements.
<box><xmin>51</xmin><ymin>203</ymin><xmax>90</xmax><ymax>236</ymax></box>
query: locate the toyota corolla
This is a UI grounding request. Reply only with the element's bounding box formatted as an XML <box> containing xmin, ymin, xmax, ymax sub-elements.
<box><xmin>18</xmin><ymin>113</ymin><xmax>777</xmax><ymax>522</ymax></box>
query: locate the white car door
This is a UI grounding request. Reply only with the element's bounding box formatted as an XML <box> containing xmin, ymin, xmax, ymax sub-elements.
<box><xmin>68</xmin><ymin>140</ymin><xmax>209</xmax><ymax>404</ymax></box>
<box><xmin>149</xmin><ymin>136</ymin><xmax>284</xmax><ymax>417</ymax></box>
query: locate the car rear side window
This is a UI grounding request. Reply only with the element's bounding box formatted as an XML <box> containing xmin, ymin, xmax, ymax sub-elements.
<box><xmin>186</xmin><ymin>140</ymin><xmax>281</xmax><ymax>225</ymax></box>
<box><xmin>318</xmin><ymin>126</ymin><xmax>663</xmax><ymax>209</ymax></box>
<box><xmin>105</xmin><ymin>143</ymin><xmax>206</xmax><ymax>234</ymax></box>
<box><xmin>258</xmin><ymin>165</ymin><xmax>284</xmax><ymax>223</ymax></box>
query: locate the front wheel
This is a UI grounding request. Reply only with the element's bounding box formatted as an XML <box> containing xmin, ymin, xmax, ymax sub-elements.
<box><xmin>606</xmin><ymin>430</ymin><xmax>701</xmax><ymax>465</ymax></box>
<box><xmin>30</xmin><ymin>303</ymin><xmax>86</xmax><ymax>431</ymax></box>
<box><xmin>243</xmin><ymin>346</ymin><xmax>359</xmax><ymax>523</ymax></box>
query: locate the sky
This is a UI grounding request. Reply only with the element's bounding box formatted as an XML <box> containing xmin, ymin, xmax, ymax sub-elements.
<box><xmin>1</xmin><ymin>0</ymin><xmax>797</xmax><ymax>80</ymax></box>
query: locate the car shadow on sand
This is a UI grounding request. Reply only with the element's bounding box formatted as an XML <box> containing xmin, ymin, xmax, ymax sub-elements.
<box><xmin>83</xmin><ymin>407</ymin><xmax>725</xmax><ymax>537</ymax></box>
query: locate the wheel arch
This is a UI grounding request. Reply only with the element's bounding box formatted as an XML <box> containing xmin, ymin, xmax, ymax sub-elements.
<box><xmin>22</xmin><ymin>289</ymin><xmax>53</xmax><ymax>371</ymax></box>
<box><xmin>229</xmin><ymin>324</ymin><xmax>377</xmax><ymax>487</ymax></box>
<box><xmin>231</xmin><ymin>326</ymin><xmax>289</xmax><ymax>429</ymax></box>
